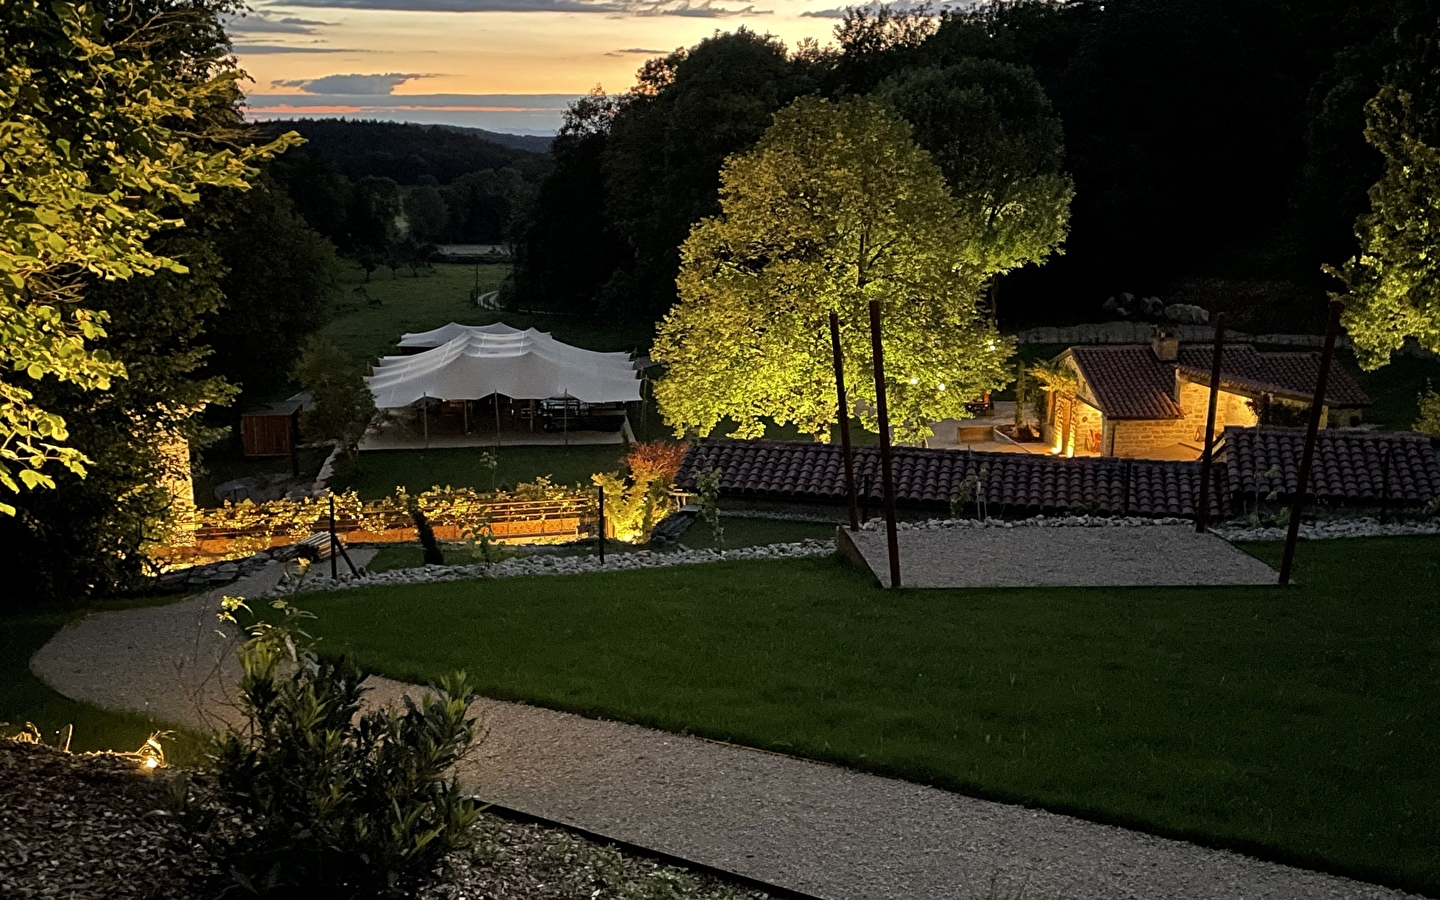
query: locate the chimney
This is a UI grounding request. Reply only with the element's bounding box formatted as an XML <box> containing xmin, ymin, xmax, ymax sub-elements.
<box><xmin>1151</xmin><ymin>326</ymin><xmax>1179</xmax><ymax>362</ymax></box>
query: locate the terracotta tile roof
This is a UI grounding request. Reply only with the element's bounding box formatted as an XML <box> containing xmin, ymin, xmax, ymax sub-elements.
<box><xmin>1176</xmin><ymin>347</ymin><xmax>1370</xmax><ymax>406</ymax></box>
<box><xmin>676</xmin><ymin>439</ymin><xmax>1226</xmax><ymax>518</ymax></box>
<box><xmin>1255</xmin><ymin>353</ymin><xmax>1370</xmax><ymax>406</ymax></box>
<box><xmin>1073</xmin><ymin>344</ymin><xmax>1371</xmax><ymax>420</ymax></box>
<box><xmin>1222</xmin><ymin>427</ymin><xmax>1440</xmax><ymax>503</ymax></box>
<box><xmin>1068</xmin><ymin>347</ymin><xmax>1183</xmax><ymax>420</ymax></box>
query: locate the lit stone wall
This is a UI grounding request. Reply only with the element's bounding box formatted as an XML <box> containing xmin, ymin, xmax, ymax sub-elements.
<box><xmin>1108</xmin><ymin>382</ymin><xmax>1261</xmax><ymax>458</ymax></box>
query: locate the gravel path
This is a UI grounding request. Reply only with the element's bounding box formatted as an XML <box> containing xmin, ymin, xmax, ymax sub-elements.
<box><xmin>31</xmin><ymin>551</ymin><xmax>1414</xmax><ymax>900</ymax></box>
<box><xmin>846</xmin><ymin>525</ymin><xmax>1278</xmax><ymax>588</ymax></box>
<box><xmin>32</xmin><ymin>552</ymin><xmax>376</xmax><ymax>731</ymax></box>
<box><xmin>364</xmin><ymin>680</ymin><xmax>1413</xmax><ymax>900</ymax></box>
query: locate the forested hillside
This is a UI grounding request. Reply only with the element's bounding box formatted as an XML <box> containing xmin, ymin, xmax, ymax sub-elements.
<box><xmin>256</xmin><ymin>119</ymin><xmax>554</xmax><ymax>259</ymax></box>
<box><xmin>255</xmin><ymin>119</ymin><xmax>551</xmax><ymax>185</ymax></box>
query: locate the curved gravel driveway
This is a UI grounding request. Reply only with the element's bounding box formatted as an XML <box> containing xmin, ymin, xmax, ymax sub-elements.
<box><xmin>32</xmin><ymin>556</ymin><xmax>1420</xmax><ymax>900</ymax></box>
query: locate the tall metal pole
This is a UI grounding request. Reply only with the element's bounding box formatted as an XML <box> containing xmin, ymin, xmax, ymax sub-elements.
<box><xmin>328</xmin><ymin>494</ymin><xmax>338</xmax><ymax>580</ymax></box>
<box><xmin>830</xmin><ymin>312</ymin><xmax>860</xmax><ymax>531</ymax></box>
<box><xmin>867</xmin><ymin>301</ymin><xmax>901</xmax><ymax>588</ymax></box>
<box><xmin>1196</xmin><ymin>312</ymin><xmax>1228</xmax><ymax>533</ymax></box>
<box><xmin>494</xmin><ymin>393</ymin><xmax>501</xmax><ymax>450</ymax></box>
<box><xmin>1279</xmin><ymin>300</ymin><xmax>1343</xmax><ymax>585</ymax></box>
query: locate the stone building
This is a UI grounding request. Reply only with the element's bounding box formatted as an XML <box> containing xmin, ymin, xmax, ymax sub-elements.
<box><xmin>1041</xmin><ymin>330</ymin><xmax>1370</xmax><ymax>460</ymax></box>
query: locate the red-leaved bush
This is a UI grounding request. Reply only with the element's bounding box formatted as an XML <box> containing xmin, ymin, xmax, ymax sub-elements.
<box><xmin>624</xmin><ymin>441</ymin><xmax>689</xmax><ymax>484</ymax></box>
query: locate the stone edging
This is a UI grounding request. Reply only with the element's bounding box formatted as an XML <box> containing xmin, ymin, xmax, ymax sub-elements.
<box><xmin>258</xmin><ymin>538</ymin><xmax>836</xmax><ymax>598</ymax></box>
<box><xmin>1212</xmin><ymin>518</ymin><xmax>1440</xmax><ymax>542</ymax></box>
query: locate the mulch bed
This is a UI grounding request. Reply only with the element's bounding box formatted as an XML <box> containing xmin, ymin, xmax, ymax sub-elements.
<box><xmin>1</xmin><ymin>739</ymin><xmax>768</xmax><ymax>900</ymax></box>
<box><xmin>0</xmin><ymin>739</ymin><xmax>207</xmax><ymax>900</ymax></box>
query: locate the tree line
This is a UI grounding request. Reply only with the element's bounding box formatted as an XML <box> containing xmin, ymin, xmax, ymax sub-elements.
<box><xmin>263</xmin><ymin>119</ymin><xmax>551</xmax><ymax>276</ymax></box>
<box><xmin>508</xmin><ymin>0</ymin><xmax>1440</xmax><ymax>332</ymax></box>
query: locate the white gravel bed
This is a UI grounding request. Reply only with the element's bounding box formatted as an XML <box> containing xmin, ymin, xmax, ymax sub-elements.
<box><xmin>864</xmin><ymin>512</ymin><xmax>1440</xmax><ymax>544</ymax></box>
<box><xmin>846</xmin><ymin>524</ymin><xmax>1277</xmax><ymax>588</ymax></box>
<box><xmin>861</xmin><ymin>513</ymin><xmax>1192</xmax><ymax>531</ymax></box>
<box><xmin>1213</xmin><ymin>517</ymin><xmax>1440</xmax><ymax>542</ymax></box>
<box><xmin>258</xmin><ymin>539</ymin><xmax>836</xmax><ymax>599</ymax></box>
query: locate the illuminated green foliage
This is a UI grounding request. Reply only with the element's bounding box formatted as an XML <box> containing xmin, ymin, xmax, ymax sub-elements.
<box><xmin>1416</xmin><ymin>383</ymin><xmax>1440</xmax><ymax>435</ymax></box>
<box><xmin>0</xmin><ymin>0</ymin><xmax>294</xmax><ymax>514</ymax></box>
<box><xmin>1333</xmin><ymin>30</ymin><xmax>1440</xmax><ymax>369</ymax></box>
<box><xmin>654</xmin><ymin>96</ymin><xmax>1013</xmax><ymax>444</ymax></box>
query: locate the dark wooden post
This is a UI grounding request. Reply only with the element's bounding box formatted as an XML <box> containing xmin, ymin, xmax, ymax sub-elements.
<box><xmin>1279</xmin><ymin>300</ymin><xmax>1343</xmax><ymax>585</ymax></box>
<box><xmin>290</xmin><ymin>409</ymin><xmax>301</xmax><ymax>478</ymax></box>
<box><xmin>598</xmin><ymin>485</ymin><xmax>606</xmax><ymax>563</ymax></box>
<box><xmin>1379</xmin><ymin>444</ymin><xmax>1392</xmax><ymax>525</ymax></box>
<box><xmin>1122</xmin><ymin>459</ymin><xmax>1133</xmax><ymax>517</ymax></box>
<box><xmin>867</xmin><ymin>301</ymin><xmax>902</xmax><ymax>588</ymax></box>
<box><xmin>328</xmin><ymin>494</ymin><xmax>338</xmax><ymax>580</ymax></box>
<box><xmin>1196</xmin><ymin>313</ymin><xmax>1228</xmax><ymax>533</ymax></box>
<box><xmin>830</xmin><ymin>312</ymin><xmax>860</xmax><ymax>531</ymax></box>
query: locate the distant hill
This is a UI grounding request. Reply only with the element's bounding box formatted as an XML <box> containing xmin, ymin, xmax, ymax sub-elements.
<box><xmin>256</xmin><ymin>119</ymin><xmax>552</xmax><ymax>185</ymax></box>
<box><xmin>434</xmin><ymin>125</ymin><xmax>553</xmax><ymax>154</ymax></box>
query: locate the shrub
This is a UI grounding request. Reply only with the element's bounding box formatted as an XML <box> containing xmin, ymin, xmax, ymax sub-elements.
<box><xmin>694</xmin><ymin>466</ymin><xmax>724</xmax><ymax>548</ymax></box>
<box><xmin>195</xmin><ymin>600</ymin><xmax>479</xmax><ymax>898</ymax></box>
<box><xmin>591</xmin><ymin>442</ymin><xmax>688</xmax><ymax>543</ymax></box>
<box><xmin>1415</xmin><ymin>383</ymin><xmax>1440</xmax><ymax>435</ymax></box>
<box><xmin>624</xmin><ymin>441</ymin><xmax>688</xmax><ymax>483</ymax></box>
<box><xmin>407</xmin><ymin>498</ymin><xmax>446</xmax><ymax>565</ymax></box>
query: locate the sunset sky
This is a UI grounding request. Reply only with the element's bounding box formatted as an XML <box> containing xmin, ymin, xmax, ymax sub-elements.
<box><xmin>231</xmin><ymin>0</ymin><xmax>921</xmax><ymax>133</ymax></box>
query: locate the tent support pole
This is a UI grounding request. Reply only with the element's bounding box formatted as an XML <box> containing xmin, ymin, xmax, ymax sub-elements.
<box><xmin>564</xmin><ymin>399</ymin><xmax>569</xmax><ymax>446</ymax></box>
<box><xmin>495</xmin><ymin>394</ymin><xmax>501</xmax><ymax>449</ymax></box>
<box><xmin>530</xmin><ymin>399</ymin><xmax>535</xmax><ymax>432</ymax></box>
<box><xmin>463</xmin><ymin>401</ymin><xmax>469</xmax><ymax>435</ymax></box>
<box><xmin>422</xmin><ymin>397</ymin><xmax>428</xmax><ymax>447</ymax></box>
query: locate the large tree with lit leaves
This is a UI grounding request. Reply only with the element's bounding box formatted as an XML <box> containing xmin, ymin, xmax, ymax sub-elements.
<box><xmin>653</xmin><ymin>96</ymin><xmax>1013</xmax><ymax>444</ymax></box>
<box><xmin>0</xmin><ymin>0</ymin><xmax>293</xmax><ymax>514</ymax></box>
<box><xmin>1333</xmin><ymin>26</ymin><xmax>1440</xmax><ymax>369</ymax></box>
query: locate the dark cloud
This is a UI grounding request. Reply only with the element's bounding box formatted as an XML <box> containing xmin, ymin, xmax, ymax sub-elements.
<box><xmin>232</xmin><ymin>43</ymin><xmax>367</xmax><ymax>53</ymax></box>
<box><xmin>273</xmin><ymin>72</ymin><xmax>433</xmax><ymax>94</ymax></box>
<box><xmin>284</xmin><ymin>0</ymin><xmax>769</xmax><ymax>16</ymax></box>
<box><xmin>604</xmin><ymin>46</ymin><xmax>670</xmax><ymax>56</ymax></box>
<box><xmin>222</xmin><ymin>11</ymin><xmax>333</xmax><ymax>33</ymax></box>
<box><xmin>801</xmin><ymin>0</ymin><xmax>968</xmax><ymax>17</ymax></box>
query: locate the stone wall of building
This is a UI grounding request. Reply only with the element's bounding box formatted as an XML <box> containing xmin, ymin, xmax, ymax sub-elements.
<box><xmin>1107</xmin><ymin>383</ymin><xmax>1259</xmax><ymax>458</ymax></box>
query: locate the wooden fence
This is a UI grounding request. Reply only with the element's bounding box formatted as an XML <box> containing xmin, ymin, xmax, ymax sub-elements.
<box><xmin>153</xmin><ymin>489</ymin><xmax>599</xmax><ymax>566</ymax></box>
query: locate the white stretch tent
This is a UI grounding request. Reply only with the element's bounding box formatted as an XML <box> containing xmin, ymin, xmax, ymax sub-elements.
<box><xmin>367</xmin><ymin>322</ymin><xmax>641</xmax><ymax>408</ymax></box>
<box><xmin>400</xmin><ymin>321</ymin><xmax>526</xmax><ymax>351</ymax></box>
<box><xmin>397</xmin><ymin>322</ymin><xmax>630</xmax><ymax>362</ymax></box>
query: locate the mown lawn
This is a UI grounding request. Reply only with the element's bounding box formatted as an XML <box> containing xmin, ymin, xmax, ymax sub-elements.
<box><xmin>293</xmin><ymin>537</ymin><xmax>1440</xmax><ymax>893</ymax></box>
<box><xmin>0</xmin><ymin>600</ymin><xmax>207</xmax><ymax>765</ymax></box>
<box><xmin>321</xmin><ymin>263</ymin><xmax>656</xmax><ymax>363</ymax></box>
